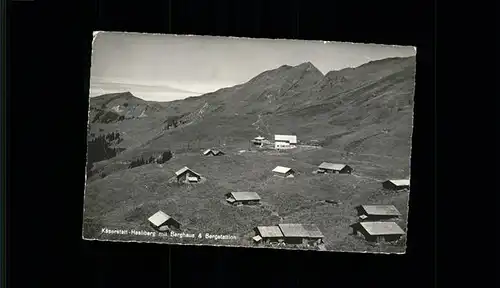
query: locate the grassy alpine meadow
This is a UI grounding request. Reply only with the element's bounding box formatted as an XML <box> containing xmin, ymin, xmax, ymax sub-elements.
<box><xmin>83</xmin><ymin>145</ymin><xmax>410</xmax><ymax>252</ymax></box>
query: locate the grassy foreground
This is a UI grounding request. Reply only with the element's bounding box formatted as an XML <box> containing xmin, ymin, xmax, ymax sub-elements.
<box><xmin>83</xmin><ymin>145</ymin><xmax>409</xmax><ymax>253</ymax></box>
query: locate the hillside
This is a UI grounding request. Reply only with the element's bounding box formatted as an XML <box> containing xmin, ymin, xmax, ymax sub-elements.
<box><xmin>84</xmin><ymin>56</ymin><xmax>416</xmax><ymax>252</ymax></box>
<box><xmin>87</xmin><ymin>56</ymin><xmax>415</xmax><ymax>177</ymax></box>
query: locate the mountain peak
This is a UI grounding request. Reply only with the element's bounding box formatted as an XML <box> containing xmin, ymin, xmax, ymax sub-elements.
<box><xmin>243</xmin><ymin>61</ymin><xmax>325</xmax><ymax>88</ymax></box>
<box><xmin>90</xmin><ymin>91</ymin><xmax>149</xmax><ymax>109</ymax></box>
<box><xmin>118</xmin><ymin>91</ymin><xmax>135</xmax><ymax>98</ymax></box>
<box><xmin>295</xmin><ymin>61</ymin><xmax>313</xmax><ymax>68</ymax></box>
<box><xmin>294</xmin><ymin>61</ymin><xmax>323</xmax><ymax>76</ymax></box>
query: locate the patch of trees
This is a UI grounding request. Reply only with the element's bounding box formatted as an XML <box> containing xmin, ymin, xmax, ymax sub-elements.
<box><xmin>164</xmin><ymin>116</ymin><xmax>180</xmax><ymax>129</ymax></box>
<box><xmin>86</xmin><ymin>132</ymin><xmax>125</xmax><ymax>175</ymax></box>
<box><xmin>163</xmin><ymin>114</ymin><xmax>189</xmax><ymax>130</ymax></box>
<box><xmin>92</xmin><ymin>109</ymin><xmax>125</xmax><ymax>124</ymax></box>
<box><xmin>128</xmin><ymin>151</ymin><xmax>173</xmax><ymax>169</ymax></box>
<box><xmin>104</xmin><ymin>132</ymin><xmax>121</xmax><ymax>142</ymax></box>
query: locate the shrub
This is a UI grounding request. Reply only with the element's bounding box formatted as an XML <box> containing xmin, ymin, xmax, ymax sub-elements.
<box><xmin>128</xmin><ymin>150</ymin><xmax>173</xmax><ymax>169</ymax></box>
<box><xmin>159</xmin><ymin>151</ymin><xmax>173</xmax><ymax>163</ymax></box>
<box><xmin>129</xmin><ymin>157</ymin><xmax>147</xmax><ymax>169</ymax></box>
<box><xmin>86</xmin><ymin>132</ymin><xmax>124</xmax><ymax>175</ymax></box>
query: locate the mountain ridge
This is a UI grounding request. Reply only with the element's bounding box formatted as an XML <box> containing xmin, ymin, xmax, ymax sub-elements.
<box><xmin>89</xmin><ymin>56</ymin><xmax>415</xmax><ymax>105</ymax></box>
<box><xmin>87</xmin><ymin>55</ymin><xmax>416</xmax><ymax>178</ymax></box>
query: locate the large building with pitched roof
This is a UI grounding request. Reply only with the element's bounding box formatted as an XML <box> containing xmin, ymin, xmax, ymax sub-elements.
<box><xmin>317</xmin><ymin>162</ymin><xmax>353</xmax><ymax>174</ymax></box>
<box><xmin>274</xmin><ymin>134</ymin><xmax>298</xmax><ymax>150</ymax></box>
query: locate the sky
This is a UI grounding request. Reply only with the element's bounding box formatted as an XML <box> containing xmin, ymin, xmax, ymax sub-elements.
<box><xmin>90</xmin><ymin>32</ymin><xmax>416</xmax><ymax>102</ymax></box>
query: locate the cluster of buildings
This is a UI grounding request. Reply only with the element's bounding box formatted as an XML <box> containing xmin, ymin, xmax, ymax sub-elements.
<box><xmin>143</xmin><ymin>133</ymin><xmax>410</xmax><ymax>249</ymax></box>
<box><xmin>172</xmin><ymin>165</ymin><xmax>298</xmax><ymax>185</ymax></box>
<box><xmin>252</xmin><ymin>224</ymin><xmax>324</xmax><ymax>247</ymax></box>
<box><xmin>350</xmin><ymin>205</ymin><xmax>406</xmax><ymax>242</ymax></box>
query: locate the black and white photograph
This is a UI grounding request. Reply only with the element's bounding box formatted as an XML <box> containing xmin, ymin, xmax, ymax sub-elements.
<box><xmin>83</xmin><ymin>32</ymin><xmax>417</xmax><ymax>254</ymax></box>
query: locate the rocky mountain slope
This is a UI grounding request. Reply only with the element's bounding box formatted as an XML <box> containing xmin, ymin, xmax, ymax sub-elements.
<box><xmin>86</xmin><ymin>56</ymin><xmax>416</xmax><ymax>180</ymax></box>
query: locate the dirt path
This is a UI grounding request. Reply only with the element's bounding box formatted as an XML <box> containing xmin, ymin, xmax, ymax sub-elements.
<box><xmin>140</xmin><ymin>102</ymin><xmax>211</xmax><ymax>148</ymax></box>
<box><xmin>251</xmin><ymin>112</ymin><xmax>272</xmax><ymax>138</ymax></box>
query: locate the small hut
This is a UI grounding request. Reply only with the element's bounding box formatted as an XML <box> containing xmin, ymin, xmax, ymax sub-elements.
<box><xmin>272</xmin><ymin>166</ymin><xmax>295</xmax><ymax>178</ymax></box>
<box><xmin>274</xmin><ymin>134</ymin><xmax>298</xmax><ymax>144</ymax></box>
<box><xmin>274</xmin><ymin>135</ymin><xmax>298</xmax><ymax>150</ymax></box>
<box><xmin>225</xmin><ymin>192</ymin><xmax>261</xmax><ymax>205</ymax></box>
<box><xmin>148</xmin><ymin>211</ymin><xmax>181</xmax><ymax>232</ymax></box>
<box><xmin>317</xmin><ymin>162</ymin><xmax>353</xmax><ymax>174</ymax></box>
<box><xmin>355</xmin><ymin>205</ymin><xmax>402</xmax><ymax>221</ymax></box>
<box><xmin>382</xmin><ymin>179</ymin><xmax>410</xmax><ymax>190</ymax></box>
<box><xmin>175</xmin><ymin>167</ymin><xmax>202</xmax><ymax>183</ymax></box>
<box><xmin>350</xmin><ymin>221</ymin><xmax>405</xmax><ymax>242</ymax></box>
